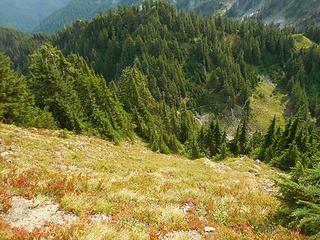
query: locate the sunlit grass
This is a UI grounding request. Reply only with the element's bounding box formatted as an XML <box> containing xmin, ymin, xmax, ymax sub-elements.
<box><xmin>250</xmin><ymin>79</ymin><xmax>287</xmax><ymax>131</ymax></box>
<box><xmin>293</xmin><ymin>34</ymin><xmax>314</xmax><ymax>50</ymax></box>
<box><xmin>0</xmin><ymin>124</ymin><xmax>306</xmax><ymax>239</ymax></box>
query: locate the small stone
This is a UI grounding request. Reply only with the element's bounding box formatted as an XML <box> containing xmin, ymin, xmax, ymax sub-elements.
<box><xmin>204</xmin><ymin>226</ymin><xmax>216</xmax><ymax>233</ymax></box>
<box><xmin>160</xmin><ymin>230</ymin><xmax>202</xmax><ymax>240</ymax></box>
<box><xmin>68</xmin><ymin>165</ymin><xmax>78</xmax><ymax>172</ymax></box>
<box><xmin>254</xmin><ymin>164</ymin><xmax>261</xmax><ymax>170</ymax></box>
<box><xmin>88</xmin><ymin>214</ymin><xmax>111</xmax><ymax>223</ymax></box>
<box><xmin>198</xmin><ymin>216</ymin><xmax>207</xmax><ymax>222</ymax></box>
<box><xmin>0</xmin><ymin>152</ymin><xmax>10</xmax><ymax>157</ymax></box>
<box><xmin>180</xmin><ymin>202</ymin><xmax>194</xmax><ymax>214</ymax></box>
<box><xmin>255</xmin><ymin>159</ymin><xmax>262</xmax><ymax>164</ymax></box>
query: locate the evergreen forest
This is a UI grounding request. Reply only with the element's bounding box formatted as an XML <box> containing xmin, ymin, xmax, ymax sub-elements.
<box><xmin>0</xmin><ymin>2</ymin><xmax>319</xmax><ymax>238</ymax></box>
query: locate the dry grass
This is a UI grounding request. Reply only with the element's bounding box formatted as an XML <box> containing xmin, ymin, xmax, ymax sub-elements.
<box><xmin>0</xmin><ymin>124</ymin><xmax>306</xmax><ymax>239</ymax></box>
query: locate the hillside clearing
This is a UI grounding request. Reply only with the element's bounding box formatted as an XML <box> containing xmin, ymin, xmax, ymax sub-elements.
<box><xmin>293</xmin><ymin>34</ymin><xmax>314</xmax><ymax>50</ymax></box>
<box><xmin>250</xmin><ymin>77</ymin><xmax>287</xmax><ymax>132</ymax></box>
<box><xmin>0</xmin><ymin>124</ymin><xmax>305</xmax><ymax>239</ymax></box>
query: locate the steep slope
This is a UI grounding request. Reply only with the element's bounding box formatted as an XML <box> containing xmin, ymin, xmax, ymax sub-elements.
<box><xmin>261</xmin><ymin>0</ymin><xmax>320</xmax><ymax>30</ymax></box>
<box><xmin>0</xmin><ymin>27</ymin><xmax>48</xmax><ymax>72</ymax></box>
<box><xmin>0</xmin><ymin>0</ymin><xmax>70</xmax><ymax>32</ymax></box>
<box><xmin>34</xmin><ymin>0</ymin><xmax>141</xmax><ymax>33</ymax></box>
<box><xmin>250</xmin><ymin>76</ymin><xmax>287</xmax><ymax>132</ymax></box>
<box><xmin>35</xmin><ymin>0</ymin><xmax>320</xmax><ymax>34</ymax></box>
<box><xmin>34</xmin><ymin>0</ymin><xmax>237</xmax><ymax>33</ymax></box>
<box><xmin>0</xmin><ymin>124</ymin><xmax>305</xmax><ymax>239</ymax></box>
<box><xmin>227</xmin><ymin>0</ymin><xmax>320</xmax><ymax>30</ymax></box>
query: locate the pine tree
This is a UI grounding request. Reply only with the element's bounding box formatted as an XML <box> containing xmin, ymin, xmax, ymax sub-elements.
<box><xmin>29</xmin><ymin>44</ymin><xmax>131</xmax><ymax>140</ymax></box>
<box><xmin>259</xmin><ymin>116</ymin><xmax>277</xmax><ymax>161</ymax></box>
<box><xmin>271</xmin><ymin>141</ymin><xmax>301</xmax><ymax>171</ymax></box>
<box><xmin>238</xmin><ymin>120</ymin><xmax>248</xmax><ymax>154</ymax></box>
<box><xmin>187</xmin><ymin>133</ymin><xmax>202</xmax><ymax>160</ymax></box>
<box><xmin>0</xmin><ymin>52</ymin><xmax>56</xmax><ymax>128</ymax></box>
<box><xmin>276</xmin><ymin>163</ymin><xmax>320</xmax><ymax>239</ymax></box>
<box><xmin>29</xmin><ymin>44</ymin><xmax>88</xmax><ymax>133</ymax></box>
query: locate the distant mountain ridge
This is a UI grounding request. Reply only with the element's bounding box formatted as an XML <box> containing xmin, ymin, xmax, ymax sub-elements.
<box><xmin>33</xmin><ymin>0</ymin><xmax>140</xmax><ymax>34</ymax></box>
<box><xmin>1</xmin><ymin>0</ymin><xmax>319</xmax><ymax>33</ymax></box>
<box><xmin>34</xmin><ymin>0</ymin><xmax>320</xmax><ymax>34</ymax></box>
<box><xmin>33</xmin><ymin>0</ymin><xmax>240</xmax><ymax>33</ymax></box>
<box><xmin>0</xmin><ymin>0</ymin><xmax>70</xmax><ymax>32</ymax></box>
<box><xmin>227</xmin><ymin>0</ymin><xmax>320</xmax><ymax>30</ymax></box>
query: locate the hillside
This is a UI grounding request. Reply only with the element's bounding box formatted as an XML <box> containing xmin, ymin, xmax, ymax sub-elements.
<box><xmin>1</xmin><ymin>2</ymin><xmax>320</xmax><ymax>238</ymax></box>
<box><xmin>1</xmin><ymin>0</ymin><xmax>320</xmax><ymax>33</ymax></box>
<box><xmin>34</xmin><ymin>0</ymin><xmax>320</xmax><ymax>34</ymax></box>
<box><xmin>249</xmin><ymin>77</ymin><xmax>287</xmax><ymax>132</ymax></box>
<box><xmin>0</xmin><ymin>0</ymin><xmax>69</xmax><ymax>32</ymax></box>
<box><xmin>34</xmin><ymin>0</ymin><xmax>235</xmax><ymax>33</ymax></box>
<box><xmin>0</xmin><ymin>124</ymin><xmax>305</xmax><ymax>239</ymax></box>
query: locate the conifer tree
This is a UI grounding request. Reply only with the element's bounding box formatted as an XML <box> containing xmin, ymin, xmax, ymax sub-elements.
<box><xmin>0</xmin><ymin>52</ymin><xmax>56</xmax><ymax>128</ymax></box>
<box><xmin>277</xmin><ymin>163</ymin><xmax>320</xmax><ymax>239</ymax></box>
<box><xmin>28</xmin><ymin>44</ymin><xmax>131</xmax><ymax>140</ymax></box>
<box><xmin>259</xmin><ymin>116</ymin><xmax>277</xmax><ymax>161</ymax></box>
<box><xmin>271</xmin><ymin>141</ymin><xmax>301</xmax><ymax>171</ymax></box>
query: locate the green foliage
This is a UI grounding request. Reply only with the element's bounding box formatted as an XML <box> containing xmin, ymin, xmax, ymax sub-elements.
<box><xmin>58</xmin><ymin>128</ymin><xmax>70</xmax><ymax>139</ymax></box>
<box><xmin>1</xmin><ymin>3</ymin><xmax>320</xmax><ymax>236</ymax></box>
<box><xmin>186</xmin><ymin>133</ymin><xmax>203</xmax><ymax>160</ymax></box>
<box><xmin>28</xmin><ymin>44</ymin><xmax>132</xmax><ymax>141</ymax></box>
<box><xmin>271</xmin><ymin>141</ymin><xmax>301</xmax><ymax>171</ymax></box>
<box><xmin>115</xmin><ymin>67</ymin><xmax>196</xmax><ymax>154</ymax></box>
<box><xmin>0</xmin><ymin>2</ymin><xmax>299</xmax><ymax>158</ymax></box>
<box><xmin>231</xmin><ymin>120</ymin><xmax>249</xmax><ymax>155</ymax></box>
<box><xmin>53</xmin><ymin>2</ymin><xmax>292</xmax><ymax>114</ymax></box>
<box><xmin>283</xmin><ymin>45</ymin><xmax>320</xmax><ymax>124</ymax></box>
<box><xmin>276</xmin><ymin>162</ymin><xmax>320</xmax><ymax>239</ymax></box>
<box><xmin>305</xmin><ymin>26</ymin><xmax>320</xmax><ymax>44</ymax></box>
<box><xmin>0</xmin><ymin>52</ymin><xmax>56</xmax><ymax>128</ymax></box>
<box><xmin>0</xmin><ymin>27</ymin><xmax>48</xmax><ymax>72</ymax></box>
<box><xmin>198</xmin><ymin>119</ymin><xmax>227</xmax><ymax>158</ymax></box>
<box><xmin>35</xmin><ymin>0</ymin><xmax>320</xmax><ymax>34</ymax></box>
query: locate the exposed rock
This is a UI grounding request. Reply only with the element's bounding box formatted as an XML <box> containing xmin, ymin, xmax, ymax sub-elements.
<box><xmin>160</xmin><ymin>230</ymin><xmax>202</xmax><ymax>240</ymax></box>
<box><xmin>68</xmin><ymin>165</ymin><xmax>78</xmax><ymax>172</ymax></box>
<box><xmin>180</xmin><ymin>202</ymin><xmax>195</xmax><ymax>214</ymax></box>
<box><xmin>0</xmin><ymin>196</ymin><xmax>113</xmax><ymax>233</ymax></box>
<box><xmin>88</xmin><ymin>214</ymin><xmax>111</xmax><ymax>223</ymax></box>
<box><xmin>262</xmin><ymin>179</ymin><xmax>275</xmax><ymax>193</ymax></box>
<box><xmin>255</xmin><ymin>159</ymin><xmax>262</xmax><ymax>164</ymax></box>
<box><xmin>204</xmin><ymin>226</ymin><xmax>216</xmax><ymax>233</ymax></box>
<box><xmin>254</xmin><ymin>164</ymin><xmax>261</xmax><ymax>171</ymax></box>
<box><xmin>0</xmin><ymin>196</ymin><xmax>78</xmax><ymax>232</ymax></box>
<box><xmin>198</xmin><ymin>216</ymin><xmax>207</xmax><ymax>222</ymax></box>
<box><xmin>204</xmin><ymin>158</ymin><xmax>231</xmax><ymax>171</ymax></box>
<box><xmin>1</xmin><ymin>151</ymin><xmax>11</xmax><ymax>158</ymax></box>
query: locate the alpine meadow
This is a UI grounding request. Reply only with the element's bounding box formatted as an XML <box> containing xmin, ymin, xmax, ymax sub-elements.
<box><xmin>0</xmin><ymin>1</ymin><xmax>319</xmax><ymax>239</ymax></box>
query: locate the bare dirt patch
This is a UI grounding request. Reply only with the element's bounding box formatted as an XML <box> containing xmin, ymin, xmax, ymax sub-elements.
<box><xmin>0</xmin><ymin>196</ymin><xmax>78</xmax><ymax>232</ymax></box>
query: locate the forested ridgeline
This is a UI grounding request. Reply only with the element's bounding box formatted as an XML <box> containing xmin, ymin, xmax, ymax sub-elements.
<box><xmin>0</xmin><ymin>2</ymin><xmax>319</xmax><ymax>237</ymax></box>
<box><xmin>1</xmin><ymin>1</ymin><xmax>295</xmax><ymax>154</ymax></box>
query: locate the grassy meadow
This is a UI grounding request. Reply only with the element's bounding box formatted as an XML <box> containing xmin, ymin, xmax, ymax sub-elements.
<box><xmin>0</xmin><ymin>124</ymin><xmax>306</xmax><ymax>239</ymax></box>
